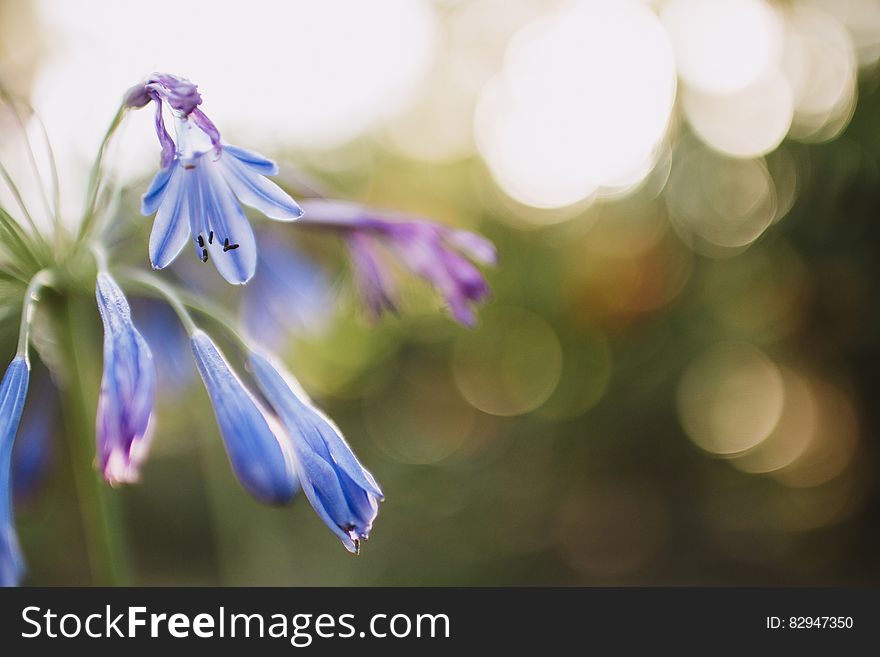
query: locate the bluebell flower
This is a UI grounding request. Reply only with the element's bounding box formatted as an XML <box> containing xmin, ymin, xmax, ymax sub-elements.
<box><xmin>95</xmin><ymin>272</ymin><xmax>157</xmax><ymax>485</ymax></box>
<box><xmin>134</xmin><ymin>73</ymin><xmax>303</xmax><ymax>285</ymax></box>
<box><xmin>0</xmin><ymin>356</ymin><xmax>30</xmax><ymax>587</ymax></box>
<box><xmin>248</xmin><ymin>351</ymin><xmax>382</xmax><ymax>553</ymax></box>
<box><xmin>190</xmin><ymin>329</ymin><xmax>298</xmax><ymax>504</ymax></box>
<box><xmin>241</xmin><ymin>232</ymin><xmax>335</xmax><ymax>348</ymax></box>
<box><xmin>299</xmin><ymin>200</ymin><xmax>497</xmax><ymax>326</ymax></box>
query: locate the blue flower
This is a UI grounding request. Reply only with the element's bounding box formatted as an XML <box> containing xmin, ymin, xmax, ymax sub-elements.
<box><xmin>191</xmin><ymin>330</ymin><xmax>298</xmax><ymax>504</ymax></box>
<box><xmin>96</xmin><ymin>273</ymin><xmax>157</xmax><ymax>485</ymax></box>
<box><xmin>0</xmin><ymin>356</ymin><xmax>30</xmax><ymax>587</ymax></box>
<box><xmin>241</xmin><ymin>232</ymin><xmax>335</xmax><ymax>348</ymax></box>
<box><xmin>136</xmin><ymin>72</ymin><xmax>303</xmax><ymax>285</ymax></box>
<box><xmin>248</xmin><ymin>352</ymin><xmax>383</xmax><ymax>553</ymax></box>
<box><xmin>142</xmin><ymin>141</ymin><xmax>303</xmax><ymax>285</ymax></box>
<box><xmin>12</xmin><ymin>375</ymin><xmax>56</xmax><ymax>506</ymax></box>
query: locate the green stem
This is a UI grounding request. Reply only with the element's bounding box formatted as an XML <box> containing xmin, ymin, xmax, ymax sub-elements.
<box><xmin>16</xmin><ymin>268</ymin><xmax>54</xmax><ymax>356</ymax></box>
<box><xmin>52</xmin><ymin>295</ymin><xmax>130</xmax><ymax>585</ymax></box>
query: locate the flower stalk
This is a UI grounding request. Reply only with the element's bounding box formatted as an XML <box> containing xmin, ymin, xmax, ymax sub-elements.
<box><xmin>51</xmin><ymin>295</ymin><xmax>130</xmax><ymax>585</ymax></box>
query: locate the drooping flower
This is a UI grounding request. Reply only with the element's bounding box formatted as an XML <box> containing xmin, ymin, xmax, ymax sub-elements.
<box><xmin>95</xmin><ymin>272</ymin><xmax>156</xmax><ymax>485</ymax></box>
<box><xmin>0</xmin><ymin>356</ymin><xmax>30</xmax><ymax>587</ymax></box>
<box><xmin>132</xmin><ymin>73</ymin><xmax>303</xmax><ymax>284</ymax></box>
<box><xmin>248</xmin><ymin>351</ymin><xmax>382</xmax><ymax>553</ymax></box>
<box><xmin>241</xmin><ymin>232</ymin><xmax>334</xmax><ymax>348</ymax></box>
<box><xmin>190</xmin><ymin>329</ymin><xmax>298</xmax><ymax>504</ymax></box>
<box><xmin>298</xmin><ymin>200</ymin><xmax>497</xmax><ymax>326</ymax></box>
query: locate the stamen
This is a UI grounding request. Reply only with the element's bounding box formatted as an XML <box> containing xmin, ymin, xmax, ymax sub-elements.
<box><xmin>222</xmin><ymin>237</ymin><xmax>240</xmax><ymax>252</ymax></box>
<box><xmin>208</xmin><ymin>231</ymin><xmax>214</xmax><ymax>244</ymax></box>
<box><xmin>197</xmin><ymin>235</ymin><xmax>204</xmax><ymax>247</ymax></box>
<box><xmin>201</xmin><ymin>249</ymin><xmax>209</xmax><ymax>263</ymax></box>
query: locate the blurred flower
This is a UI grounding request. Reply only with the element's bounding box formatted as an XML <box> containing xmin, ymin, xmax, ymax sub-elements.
<box><xmin>249</xmin><ymin>351</ymin><xmax>382</xmax><ymax>553</ymax></box>
<box><xmin>299</xmin><ymin>200</ymin><xmax>497</xmax><ymax>326</ymax></box>
<box><xmin>0</xmin><ymin>356</ymin><xmax>30</xmax><ymax>587</ymax></box>
<box><xmin>130</xmin><ymin>298</ymin><xmax>192</xmax><ymax>392</ymax></box>
<box><xmin>135</xmin><ymin>73</ymin><xmax>303</xmax><ymax>284</ymax></box>
<box><xmin>190</xmin><ymin>329</ymin><xmax>298</xmax><ymax>504</ymax></box>
<box><xmin>95</xmin><ymin>272</ymin><xmax>157</xmax><ymax>485</ymax></box>
<box><xmin>12</xmin><ymin>376</ymin><xmax>56</xmax><ymax>506</ymax></box>
<box><xmin>241</xmin><ymin>233</ymin><xmax>335</xmax><ymax>349</ymax></box>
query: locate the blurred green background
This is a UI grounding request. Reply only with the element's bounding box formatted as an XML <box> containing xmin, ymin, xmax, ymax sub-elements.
<box><xmin>2</xmin><ymin>0</ymin><xmax>880</xmax><ymax>585</ymax></box>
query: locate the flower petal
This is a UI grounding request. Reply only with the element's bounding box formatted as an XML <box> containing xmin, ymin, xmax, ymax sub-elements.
<box><xmin>220</xmin><ymin>150</ymin><xmax>303</xmax><ymax>221</ymax></box>
<box><xmin>148</xmin><ymin>164</ymin><xmax>191</xmax><ymax>269</ymax></box>
<box><xmin>0</xmin><ymin>356</ymin><xmax>30</xmax><ymax>586</ymax></box>
<box><xmin>224</xmin><ymin>145</ymin><xmax>279</xmax><ymax>176</ymax></box>
<box><xmin>198</xmin><ymin>158</ymin><xmax>258</xmax><ymax>285</ymax></box>
<box><xmin>445</xmin><ymin>229</ymin><xmax>498</xmax><ymax>266</ymax></box>
<box><xmin>248</xmin><ymin>352</ymin><xmax>381</xmax><ymax>550</ymax></box>
<box><xmin>141</xmin><ymin>164</ymin><xmax>174</xmax><ymax>215</ymax></box>
<box><xmin>191</xmin><ymin>330</ymin><xmax>297</xmax><ymax>504</ymax></box>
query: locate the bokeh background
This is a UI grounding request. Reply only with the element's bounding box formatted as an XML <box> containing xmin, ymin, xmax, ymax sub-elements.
<box><xmin>2</xmin><ymin>0</ymin><xmax>880</xmax><ymax>585</ymax></box>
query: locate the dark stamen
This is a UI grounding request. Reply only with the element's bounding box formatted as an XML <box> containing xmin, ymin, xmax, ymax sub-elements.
<box><xmin>208</xmin><ymin>231</ymin><xmax>214</xmax><ymax>244</ymax></box>
<box><xmin>201</xmin><ymin>249</ymin><xmax>209</xmax><ymax>263</ymax></box>
<box><xmin>222</xmin><ymin>237</ymin><xmax>240</xmax><ymax>252</ymax></box>
<box><xmin>197</xmin><ymin>235</ymin><xmax>204</xmax><ymax>247</ymax></box>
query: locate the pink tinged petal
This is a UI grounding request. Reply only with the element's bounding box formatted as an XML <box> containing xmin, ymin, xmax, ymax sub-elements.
<box><xmin>148</xmin><ymin>164</ymin><xmax>191</xmax><ymax>269</ymax></box>
<box><xmin>219</xmin><ymin>150</ymin><xmax>303</xmax><ymax>221</ymax></box>
<box><xmin>95</xmin><ymin>274</ymin><xmax>157</xmax><ymax>485</ymax></box>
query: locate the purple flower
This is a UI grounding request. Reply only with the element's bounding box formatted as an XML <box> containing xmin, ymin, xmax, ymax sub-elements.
<box><xmin>125</xmin><ymin>73</ymin><xmax>219</xmax><ymax>168</ymax></box>
<box><xmin>95</xmin><ymin>273</ymin><xmax>156</xmax><ymax>485</ymax></box>
<box><xmin>248</xmin><ymin>351</ymin><xmax>382</xmax><ymax>553</ymax></box>
<box><xmin>191</xmin><ymin>330</ymin><xmax>298</xmax><ymax>504</ymax></box>
<box><xmin>132</xmin><ymin>73</ymin><xmax>303</xmax><ymax>285</ymax></box>
<box><xmin>241</xmin><ymin>233</ymin><xmax>334</xmax><ymax>348</ymax></box>
<box><xmin>299</xmin><ymin>200</ymin><xmax>497</xmax><ymax>326</ymax></box>
<box><xmin>0</xmin><ymin>356</ymin><xmax>30</xmax><ymax>587</ymax></box>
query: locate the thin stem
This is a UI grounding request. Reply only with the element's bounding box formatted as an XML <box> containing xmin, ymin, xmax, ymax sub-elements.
<box><xmin>32</xmin><ymin>112</ymin><xmax>63</xmax><ymax>249</ymax></box>
<box><xmin>0</xmin><ymin>87</ymin><xmax>56</xmax><ymax>232</ymax></box>
<box><xmin>117</xmin><ymin>268</ymin><xmax>198</xmax><ymax>334</ymax></box>
<box><xmin>0</xmin><ymin>159</ymin><xmax>48</xmax><ymax>251</ymax></box>
<box><xmin>78</xmin><ymin>103</ymin><xmax>127</xmax><ymax>242</ymax></box>
<box><xmin>90</xmin><ymin>242</ymin><xmax>109</xmax><ymax>273</ymax></box>
<box><xmin>51</xmin><ymin>295</ymin><xmax>130</xmax><ymax>585</ymax></box>
<box><xmin>16</xmin><ymin>268</ymin><xmax>54</xmax><ymax>356</ymax></box>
